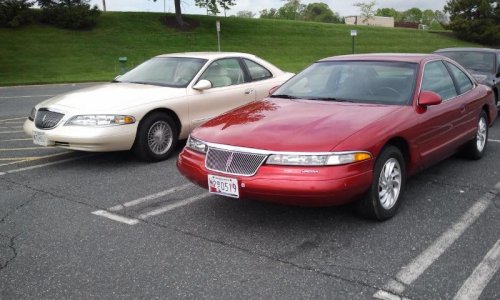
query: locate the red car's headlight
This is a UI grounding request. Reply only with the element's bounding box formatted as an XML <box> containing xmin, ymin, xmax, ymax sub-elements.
<box><xmin>266</xmin><ymin>152</ymin><xmax>372</xmax><ymax>166</ymax></box>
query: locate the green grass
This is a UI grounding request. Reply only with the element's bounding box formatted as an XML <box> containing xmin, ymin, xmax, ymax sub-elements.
<box><xmin>0</xmin><ymin>12</ymin><xmax>480</xmax><ymax>86</ymax></box>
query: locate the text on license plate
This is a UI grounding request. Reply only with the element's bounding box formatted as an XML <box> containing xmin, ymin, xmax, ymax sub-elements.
<box><xmin>208</xmin><ymin>174</ymin><xmax>239</xmax><ymax>198</ymax></box>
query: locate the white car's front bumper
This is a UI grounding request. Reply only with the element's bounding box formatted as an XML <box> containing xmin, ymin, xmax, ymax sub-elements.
<box><xmin>23</xmin><ymin>119</ymin><xmax>138</xmax><ymax>152</ymax></box>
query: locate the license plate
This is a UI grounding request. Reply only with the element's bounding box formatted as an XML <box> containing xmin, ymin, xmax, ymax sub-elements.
<box><xmin>33</xmin><ymin>131</ymin><xmax>52</xmax><ymax>146</ymax></box>
<box><xmin>208</xmin><ymin>174</ymin><xmax>239</xmax><ymax>198</ymax></box>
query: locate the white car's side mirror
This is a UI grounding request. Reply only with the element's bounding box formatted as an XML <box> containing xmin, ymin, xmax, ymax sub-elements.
<box><xmin>193</xmin><ymin>79</ymin><xmax>212</xmax><ymax>90</ymax></box>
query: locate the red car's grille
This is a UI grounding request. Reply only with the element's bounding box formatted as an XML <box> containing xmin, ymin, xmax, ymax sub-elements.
<box><xmin>34</xmin><ymin>109</ymin><xmax>64</xmax><ymax>129</ymax></box>
<box><xmin>205</xmin><ymin>148</ymin><xmax>267</xmax><ymax>176</ymax></box>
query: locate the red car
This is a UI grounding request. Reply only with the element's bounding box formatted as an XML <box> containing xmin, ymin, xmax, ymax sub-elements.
<box><xmin>177</xmin><ymin>54</ymin><xmax>497</xmax><ymax>220</ymax></box>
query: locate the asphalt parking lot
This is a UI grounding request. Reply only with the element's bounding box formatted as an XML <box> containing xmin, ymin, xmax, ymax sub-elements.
<box><xmin>0</xmin><ymin>83</ymin><xmax>499</xmax><ymax>299</ymax></box>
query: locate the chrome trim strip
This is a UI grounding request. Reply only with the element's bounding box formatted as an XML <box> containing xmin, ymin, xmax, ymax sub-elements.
<box><xmin>204</xmin><ymin>140</ymin><xmax>372</xmax><ymax>157</ymax></box>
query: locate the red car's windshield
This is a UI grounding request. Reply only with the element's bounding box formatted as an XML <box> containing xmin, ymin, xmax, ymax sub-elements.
<box><xmin>272</xmin><ymin>61</ymin><xmax>418</xmax><ymax>105</ymax></box>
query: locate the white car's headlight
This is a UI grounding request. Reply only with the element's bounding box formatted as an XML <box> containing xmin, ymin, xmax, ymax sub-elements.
<box><xmin>186</xmin><ymin>136</ymin><xmax>208</xmax><ymax>153</ymax></box>
<box><xmin>64</xmin><ymin>115</ymin><xmax>136</xmax><ymax>126</ymax></box>
<box><xmin>266</xmin><ymin>152</ymin><xmax>372</xmax><ymax>166</ymax></box>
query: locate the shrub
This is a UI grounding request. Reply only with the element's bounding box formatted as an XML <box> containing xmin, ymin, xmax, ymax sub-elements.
<box><xmin>0</xmin><ymin>0</ymin><xmax>34</xmax><ymax>28</ymax></box>
<box><xmin>39</xmin><ymin>0</ymin><xmax>100</xmax><ymax>30</ymax></box>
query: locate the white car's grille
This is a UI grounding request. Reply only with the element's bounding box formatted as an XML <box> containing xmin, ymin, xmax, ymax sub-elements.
<box><xmin>205</xmin><ymin>148</ymin><xmax>267</xmax><ymax>176</ymax></box>
<box><xmin>35</xmin><ymin>109</ymin><xmax>64</xmax><ymax>129</ymax></box>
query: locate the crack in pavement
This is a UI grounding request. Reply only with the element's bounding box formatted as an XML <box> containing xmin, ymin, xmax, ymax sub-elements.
<box><xmin>413</xmin><ymin>177</ymin><xmax>487</xmax><ymax>192</ymax></box>
<box><xmin>0</xmin><ymin>234</ymin><xmax>17</xmax><ymax>272</ymax></box>
<box><xmin>0</xmin><ymin>176</ymin><xmax>106</xmax><ymax>212</ymax></box>
<box><xmin>138</xmin><ymin>217</ymin><xmax>388</xmax><ymax>294</ymax></box>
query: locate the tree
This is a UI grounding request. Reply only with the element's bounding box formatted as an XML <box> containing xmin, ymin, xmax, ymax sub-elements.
<box><xmin>376</xmin><ymin>7</ymin><xmax>401</xmax><ymax>21</ymax></box>
<box><xmin>0</xmin><ymin>0</ymin><xmax>34</xmax><ymax>28</ymax></box>
<box><xmin>402</xmin><ymin>7</ymin><xmax>423</xmax><ymax>23</ymax></box>
<box><xmin>195</xmin><ymin>0</ymin><xmax>236</xmax><ymax>16</ymax></box>
<box><xmin>444</xmin><ymin>0</ymin><xmax>499</xmax><ymax>45</ymax></box>
<box><xmin>236</xmin><ymin>10</ymin><xmax>255</xmax><ymax>18</ymax></box>
<box><xmin>302</xmin><ymin>2</ymin><xmax>341</xmax><ymax>23</ymax></box>
<box><xmin>276</xmin><ymin>0</ymin><xmax>305</xmax><ymax>20</ymax></box>
<box><xmin>353</xmin><ymin>1</ymin><xmax>376</xmax><ymax>23</ymax></box>
<box><xmin>259</xmin><ymin>8</ymin><xmax>277</xmax><ymax>18</ymax></box>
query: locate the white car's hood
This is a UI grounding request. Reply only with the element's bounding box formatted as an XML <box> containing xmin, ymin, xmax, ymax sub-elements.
<box><xmin>39</xmin><ymin>83</ymin><xmax>186</xmax><ymax>112</ymax></box>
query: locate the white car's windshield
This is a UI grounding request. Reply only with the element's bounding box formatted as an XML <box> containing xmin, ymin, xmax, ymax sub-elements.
<box><xmin>271</xmin><ymin>61</ymin><xmax>418</xmax><ymax>105</ymax></box>
<box><xmin>115</xmin><ymin>57</ymin><xmax>207</xmax><ymax>87</ymax></box>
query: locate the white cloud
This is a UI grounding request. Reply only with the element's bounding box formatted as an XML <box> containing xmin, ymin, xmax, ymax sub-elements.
<box><xmin>88</xmin><ymin>0</ymin><xmax>448</xmax><ymax>16</ymax></box>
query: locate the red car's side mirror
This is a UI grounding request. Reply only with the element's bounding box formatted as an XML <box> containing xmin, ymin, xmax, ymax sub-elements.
<box><xmin>419</xmin><ymin>90</ymin><xmax>442</xmax><ymax>107</ymax></box>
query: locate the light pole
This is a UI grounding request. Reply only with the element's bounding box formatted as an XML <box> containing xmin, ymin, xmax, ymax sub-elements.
<box><xmin>216</xmin><ymin>20</ymin><xmax>221</xmax><ymax>52</ymax></box>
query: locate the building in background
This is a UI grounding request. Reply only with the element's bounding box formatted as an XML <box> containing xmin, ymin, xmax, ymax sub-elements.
<box><xmin>344</xmin><ymin>16</ymin><xmax>394</xmax><ymax>27</ymax></box>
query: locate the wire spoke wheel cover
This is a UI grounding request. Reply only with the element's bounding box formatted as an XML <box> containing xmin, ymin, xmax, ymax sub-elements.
<box><xmin>147</xmin><ymin>120</ymin><xmax>173</xmax><ymax>155</ymax></box>
<box><xmin>476</xmin><ymin>115</ymin><xmax>487</xmax><ymax>152</ymax></box>
<box><xmin>378</xmin><ymin>157</ymin><xmax>402</xmax><ymax>210</ymax></box>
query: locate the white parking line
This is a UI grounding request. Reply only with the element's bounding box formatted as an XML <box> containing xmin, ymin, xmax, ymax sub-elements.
<box><xmin>0</xmin><ymin>147</ymin><xmax>52</xmax><ymax>151</ymax></box>
<box><xmin>137</xmin><ymin>193</ymin><xmax>211</xmax><ymax>220</ymax></box>
<box><xmin>0</xmin><ymin>94</ymin><xmax>54</xmax><ymax>99</ymax></box>
<box><xmin>454</xmin><ymin>239</ymin><xmax>500</xmax><ymax>300</ymax></box>
<box><xmin>0</xmin><ymin>117</ymin><xmax>25</xmax><ymax>122</ymax></box>
<box><xmin>0</xmin><ymin>138</ymin><xmax>31</xmax><ymax>142</ymax></box>
<box><xmin>488</xmin><ymin>139</ymin><xmax>500</xmax><ymax>143</ymax></box>
<box><xmin>92</xmin><ymin>210</ymin><xmax>139</xmax><ymax>225</ymax></box>
<box><xmin>0</xmin><ymin>130</ymin><xmax>24</xmax><ymax>134</ymax></box>
<box><xmin>0</xmin><ymin>154</ymin><xmax>92</xmax><ymax>176</ymax></box>
<box><xmin>108</xmin><ymin>183</ymin><xmax>193</xmax><ymax>211</ymax></box>
<box><xmin>374</xmin><ymin>192</ymin><xmax>495</xmax><ymax>297</ymax></box>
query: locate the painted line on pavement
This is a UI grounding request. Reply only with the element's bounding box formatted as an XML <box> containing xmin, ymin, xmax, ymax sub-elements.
<box><xmin>454</xmin><ymin>238</ymin><xmax>500</xmax><ymax>300</ymax></box>
<box><xmin>92</xmin><ymin>210</ymin><xmax>140</xmax><ymax>225</ymax></box>
<box><xmin>108</xmin><ymin>183</ymin><xmax>194</xmax><ymax>211</ymax></box>
<box><xmin>3</xmin><ymin>121</ymin><xmax>25</xmax><ymax>124</ymax></box>
<box><xmin>0</xmin><ymin>153</ymin><xmax>91</xmax><ymax>176</ymax></box>
<box><xmin>0</xmin><ymin>117</ymin><xmax>25</xmax><ymax>122</ymax></box>
<box><xmin>0</xmin><ymin>147</ymin><xmax>53</xmax><ymax>151</ymax></box>
<box><xmin>0</xmin><ymin>131</ymin><xmax>24</xmax><ymax>134</ymax></box>
<box><xmin>0</xmin><ymin>94</ymin><xmax>54</xmax><ymax>99</ymax></box>
<box><xmin>488</xmin><ymin>139</ymin><xmax>500</xmax><ymax>143</ymax></box>
<box><xmin>137</xmin><ymin>193</ymin><xmax>211</xmax><ymax>220</ymax></box>
<box><xmin>374</xmin><ymin>191</ymin><xmax>495</xmax><ymax>298</ymax></box>
<box><xmin>0</xmin><ymin>138</ymin><xmax>31</xmax><ymax>142</ymax></box>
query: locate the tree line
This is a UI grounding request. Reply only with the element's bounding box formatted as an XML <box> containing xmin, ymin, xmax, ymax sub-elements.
<box><xmin>1</xmin><ymin>0</ymin><xmax>498</xmax><ymax>46</ymax></box>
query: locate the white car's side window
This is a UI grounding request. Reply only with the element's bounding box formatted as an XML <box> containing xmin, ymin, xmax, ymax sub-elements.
<box><xmin>200</xmin><ymin>58</ymin><xmax>245</xmax><ymax>88</ymax></box>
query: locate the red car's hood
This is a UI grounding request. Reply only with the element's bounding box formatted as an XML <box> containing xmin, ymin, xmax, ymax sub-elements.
<box><xmin>193</xmin><ymin>98</ymin><xmax>403</xmax><ymax>152</ymax></box>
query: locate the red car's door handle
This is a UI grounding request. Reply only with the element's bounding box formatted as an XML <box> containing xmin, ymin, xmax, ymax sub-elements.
<box><xmin>460</xmin><ymin>105</ymin><xmax>466</xmax><ymax>113</ymax></box>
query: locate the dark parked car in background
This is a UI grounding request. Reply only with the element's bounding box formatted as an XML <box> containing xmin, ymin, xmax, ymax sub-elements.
<box><xmin>435</xmin><ymin>48</ymin><xmax>500</xmax><ymax>108</ymax></box>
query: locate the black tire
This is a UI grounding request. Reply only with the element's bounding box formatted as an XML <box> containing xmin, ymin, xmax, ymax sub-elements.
<box><xmin>461</xmin><ymin>110</ymin><xmax>488</xmax><ymax>160</ymax></box>
<box><xmin>356</xmin><ymin>146</ymin><xmax>406</xmax><ymax>221</ymax></box>
<box><xmin>133</xmin><ymin>112</ymin><xmax>178</xmax><ymax>162</ymax></box>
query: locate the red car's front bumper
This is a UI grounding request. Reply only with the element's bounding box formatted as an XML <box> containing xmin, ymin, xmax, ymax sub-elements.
<box><xmin>177</xmin><ymin>148</ymin><xmax>374</xmax><ymax>206</ymax></box>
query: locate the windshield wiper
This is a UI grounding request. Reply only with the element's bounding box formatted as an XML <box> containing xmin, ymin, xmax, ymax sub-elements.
<box><xmin>128</xmin><ymin>81</ymin><xmax>151</xmax><ymax>85</ymax></box>
<box><xmin>306</xmin><ymin>97</ymin><xmax>354</xmax><ymax>102</ymax></box>
<box><xmin>269</xmin><ymin>94</ymin><xmax>299</xmax><ymax>99</ymax></box>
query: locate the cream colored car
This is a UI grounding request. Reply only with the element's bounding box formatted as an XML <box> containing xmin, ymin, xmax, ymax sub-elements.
<box><xmin>23</xmin><ymin>52</ymin><xmax>294</xmax><ymax>161</ymax></box>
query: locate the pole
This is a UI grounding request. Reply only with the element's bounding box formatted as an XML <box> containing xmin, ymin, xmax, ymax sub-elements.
<box><xmin>352</xmin><ymin>36</ymin><xmax>354</xmax><ymax>54</ymax></box>
<box><xmin>216</xmin><ymin>21</ymin><xmax>221</xmax><ymax>52</ymax></box>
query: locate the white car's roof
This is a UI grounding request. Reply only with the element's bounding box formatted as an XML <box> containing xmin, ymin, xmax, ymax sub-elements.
<box><xmin>156</xmin><ymin>52</ymin><xmax>260</xmax><ymax>60</ymax></box>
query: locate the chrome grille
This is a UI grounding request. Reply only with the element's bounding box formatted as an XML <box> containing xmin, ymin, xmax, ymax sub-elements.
<box><xmin>206</xmin><ymin>148</ymin><xmax>267</xmax><ymax>176</ymax></box>
<box><xmin>35</xmin><ymin>109</ymin><xmax>64</xmax><ymax>129</ymax></box>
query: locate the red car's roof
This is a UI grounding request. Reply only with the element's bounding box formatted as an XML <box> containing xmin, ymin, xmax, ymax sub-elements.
<box><xmin>319</xmin><ymin>53</ymin><xmax>443</xmax><ymax>64</ymax></box>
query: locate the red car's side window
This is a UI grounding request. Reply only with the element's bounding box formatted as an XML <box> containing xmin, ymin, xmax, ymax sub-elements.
<box><xmin>422</xmin><ymin>61</ymin><xmax>458</xmax><ymax>100</ymax></box>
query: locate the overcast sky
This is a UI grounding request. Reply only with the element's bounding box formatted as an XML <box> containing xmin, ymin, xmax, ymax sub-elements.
<box><xmin>88</xmin><ymin>0</ymin><xmax>449</xmax><ymax>16</ymax></box>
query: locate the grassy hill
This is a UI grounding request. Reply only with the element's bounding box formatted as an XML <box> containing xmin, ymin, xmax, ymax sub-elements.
<box><xmin>0</xmin><ymin>12</ymin><xmax>480</xmax><ymax>86</ymax></box>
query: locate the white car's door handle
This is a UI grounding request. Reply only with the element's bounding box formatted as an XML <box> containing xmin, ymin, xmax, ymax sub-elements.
<box><xmin>244</xmin><ymin>89</ymin><xmax>254</xmax><ymax>95</ymax></box>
